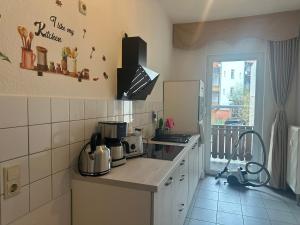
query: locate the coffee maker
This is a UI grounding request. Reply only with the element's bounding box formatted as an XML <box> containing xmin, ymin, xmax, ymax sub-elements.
<box><xmin>99</xmin><ymin>121</ymin><xmax>127</xmax><ymax>167</ymax></box>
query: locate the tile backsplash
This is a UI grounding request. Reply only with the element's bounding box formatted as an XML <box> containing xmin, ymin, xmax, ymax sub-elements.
<box><xmin>0</xmin><ymin>95</ymin><xmax>163</xmax><ymax>225</ymax></box>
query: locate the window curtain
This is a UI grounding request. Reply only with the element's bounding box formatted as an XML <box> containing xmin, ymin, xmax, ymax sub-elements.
<box><xmin>267</xmin><ymin>37</ymin><xmax>299</xmax><ymax>189</ymax></box>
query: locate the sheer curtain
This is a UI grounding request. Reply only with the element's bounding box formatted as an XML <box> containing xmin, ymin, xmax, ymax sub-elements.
<box><xmin>267</xmin><ymin>37</ymin><xmax>299</xmax><ymax>189</ymax></box>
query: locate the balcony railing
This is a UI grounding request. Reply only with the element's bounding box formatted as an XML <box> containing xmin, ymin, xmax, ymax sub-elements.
<box><xmin>211</xmin><ymin>125</ymin><xmax>254</xmax><ymax>161</ymax></box>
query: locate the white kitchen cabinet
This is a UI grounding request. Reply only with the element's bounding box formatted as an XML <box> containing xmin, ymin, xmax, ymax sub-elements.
<box><xmin>154</xmin><ymin>155</ymin><xmax>189</xmax><ymax>225</ymax></box>
<box><xmin>188</xmin><ymin>142</ymin><xmax>199</xmax><ymax>207</ymax></box>
<box><xmin>153</xmin><ymin>172</ymin><xmax>176</xmax><ymax>225</ymax></box>
<box><xmin>174</xmin><ymin>155</ymin><xmax>189</xmax><ymax>225</ymax></box>
<box><xmin>287</xmin><ymin>126</ymin><xmax>300</xmax><ymax>204</ymax></box>
<box><xmin>72</xmin><ymin>137</ymin><xmax>200</xmax><ymax>225</ymax></box>
<box><xmin>198</xmin><ymin>144</ymin><xmax>204</xmax><ymax>179</ymax></box>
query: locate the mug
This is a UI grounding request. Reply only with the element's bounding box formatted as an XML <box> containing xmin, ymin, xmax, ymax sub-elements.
<box><xmin>21</xmin><ymin>47</ymin><xmax>36</xmax><ymax>69</ymax></box>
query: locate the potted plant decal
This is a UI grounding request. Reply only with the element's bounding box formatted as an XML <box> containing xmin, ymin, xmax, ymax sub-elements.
<box><xmin>61</xmin><ymin>47</ymin><xmax>70</xmax><ymax>74</ymax></box>
<box><xmin>0</xmin><ymin>52</ymin><xmax>11</xmax><ymax>63</ymax></box>
<box><xmin>68</xmin><ymin>47</ymin><xmax>78</xmax><ymax>76</ymax></box>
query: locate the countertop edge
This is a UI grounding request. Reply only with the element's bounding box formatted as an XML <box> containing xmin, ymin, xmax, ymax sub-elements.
<box><xmin>72</xmin><ymin>134</ymin><xmax>200</xmax><ymax>193</ymax></box>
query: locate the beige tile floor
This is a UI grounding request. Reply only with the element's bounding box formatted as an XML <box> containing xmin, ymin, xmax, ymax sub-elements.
<box><xmin>184</xmin><ymin>176</ymin><xmax>300</xmax><ymax>225</ymax></box>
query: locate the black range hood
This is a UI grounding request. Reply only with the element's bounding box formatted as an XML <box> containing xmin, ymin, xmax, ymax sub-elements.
<box><xmin>117</xmin><ymin>36</ymin><xmax>159</xmax><ymax>100</ymax></box>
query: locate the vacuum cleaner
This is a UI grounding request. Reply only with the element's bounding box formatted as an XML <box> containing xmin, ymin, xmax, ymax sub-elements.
<box><xmin>215</xmin><ymin>130</ymin><xmax>271</xmax><ymax>187</ymax></box>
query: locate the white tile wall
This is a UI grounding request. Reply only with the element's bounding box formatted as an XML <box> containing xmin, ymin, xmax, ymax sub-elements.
<box><xmin>107</xmin><ymin>100</ymin><xmax>116</xmax><ymax>117</ymax></box>
<box><xmin>70</xmin><ymin>120</ymin><xmax>84</xmax><ymax>144</ymax></box>
<box><xmin>0</xmin><ymin>96</ymin><xmax>27</xmax><ymax>128</ymax></box>
<box><xmin>84</xmin><ymin>99</ymin><xmax>97</xmax><ymax>119</ymax></box>
<box><xmin>52</xmin><ymin>122</ymin><xmax>70</xmax><ymax>148</ymax></box>
<box><xmin>70</xmin><ymin>99</ymin><xmax>84</xmax><ymax>121</ymax></box>
<box><xmin>51</xmin><ymin>98</ymin><xmax>69</xmax><ymax>123</ymax></box>
<box><xmin>123</xmin><ymin>101</ymin><xmax>133</xmax><ymax>115</ymax></box>
<box><xmin>1</xmin><ymin>185</ymin><xmax>30</xmax><ymax>225</ymax></box>
<box><xmin>28</xmin><ymin>97</ymin><xmax>51</xmax><ymax>125</ymax></box>
<box><xmin>96</xmin><ymin>100</ymin><xmax>107</xmax><ymax>118</ymax></box>
<box><xmin>70</xmin><ymin>141</ymin><xmax>84</xmax><ymax>171</ymax></box>
<box><xmin>133</xmin><ymin>100</ymin><xmax>146</xmax><ymax>114</ymax></box>
<box><xmin>0</xmin><ymin>127</ymin><xmax>28</xmax><ymax>162</ymax></box>
<box><xmin>29</xmin><ymin>124</ymin><xmax>51</xmax><ymax>154</ymax></box>
<box><xmin>29</xmin><ymin>151</ymin><xmax>51</xmax><ymax>183</ymax></box>
<box><xmin>30</xmin><ymin>177</ymin><xmax>51</xmax><ymax>211</ymax></box>
<box><xmin>0</xmin><ymin>156</ymin><xmax>29</xmax><ymax>195</ymax></box>
<box><xmin>52</xmin><ymin>146</ymin><xmax>70</xmax><ymax>174</ymax></box>
<box><xmin>52</xmin><ymin>169</ymin><xmax>70</xmax><ymax>199</ymax></box>
<box><xmin>0</xmin><ymin>95</ymin><xmax>162</xmax><ymax>224</ymax></box>
<box><xmin>84</xmin><ymin>119</ymin><xmax>98</xmax><ymax>140</ymax></box>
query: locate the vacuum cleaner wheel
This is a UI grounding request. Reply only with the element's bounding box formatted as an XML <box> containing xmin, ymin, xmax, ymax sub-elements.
<box><xmin>227</xmin><ymin>174</ymin><xmax>241</xmax><ymax>186</ymax></box>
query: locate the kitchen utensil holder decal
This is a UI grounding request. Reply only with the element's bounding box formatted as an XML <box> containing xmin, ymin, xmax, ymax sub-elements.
<box><xmin>16</xmin><ymin>13</ymin><xmax>106</xmax><ymax>82</ymax></box>
<box><xmin>21</xmin><ymin>47</ymin><xmax>36</xmax><ymax>69</ymax></box>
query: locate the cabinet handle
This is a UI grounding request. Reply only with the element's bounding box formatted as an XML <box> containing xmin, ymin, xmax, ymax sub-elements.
<box><xmin>180</xmin><ymin>175</ymin><xmax>185</xmax><ymax>181</ymax></box>
<box><xmin>179</xmin><ymin>204</ymin><xmax>185</xmax><ymax>212</ymax></box>
<box><xmin>165</xmin><ymin>177</ymin><xmax>173</xmax><ymax>186</ymax></box>
<box><xmin>180</xmin><ymin>160</ymin><xmax>186</xmax><ymax>166</ymax></box>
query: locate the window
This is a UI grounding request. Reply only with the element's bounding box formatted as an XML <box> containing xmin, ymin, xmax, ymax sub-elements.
<box><xmin>223</xmin><ymin>88</ymin><xmax>226</xmax><ymax>95</ymax></box>
<box><xmin>230</xmin><ymin>87</ymin><xmax>234</xmax><ymax>96</ymax></box>
<box><xmin>231</xmin><ymin>69</ymin><xmax>235</xmax><ymax>79</ymax></box>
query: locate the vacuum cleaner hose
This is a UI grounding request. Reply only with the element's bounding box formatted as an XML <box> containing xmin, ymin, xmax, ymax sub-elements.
<box><xmin>236</xmin><ymin>130</ymin><xmax>271</xmax><ymax>187</ymax></box>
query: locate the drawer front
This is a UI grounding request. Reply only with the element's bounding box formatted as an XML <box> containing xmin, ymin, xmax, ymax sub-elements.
<box><xmin>178</xmin><ymin>155</ymin><xmax>188</xmax><ymax>176</ymax></box>
<box><xmin>175</xmin><ymin>196</ymin><xmax>188</xmax><ymax>225</ymax></box>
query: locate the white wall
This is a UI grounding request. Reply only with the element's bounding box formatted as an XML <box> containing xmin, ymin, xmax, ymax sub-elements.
<box><xmin>0</xmin><ymin>0</ymin><xmax>173</xmax><ymax>101</ymax></box>
<box><xmin>0</xmin><ymin>1</ymin><xmax>171</xmax><ymax>225</ymax></box>
<box><xmin>170</xmin><ymin>38</ymin><xmax>298</xmax><ymax>153</ymax></box>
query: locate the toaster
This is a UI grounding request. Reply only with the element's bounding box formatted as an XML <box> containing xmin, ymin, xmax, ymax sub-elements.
<box><xmin>122</xmin><ymin>134</ymin><xmax>143</xmax><ymax>158</ymax></box>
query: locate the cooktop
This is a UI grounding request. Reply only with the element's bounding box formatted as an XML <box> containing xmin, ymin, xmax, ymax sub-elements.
<box><xmin>151</xmin><ymin>134</ymin><xmax>192</xmax><ymax>144</ymax></box>
<box><xmin>142</xmin><ymin>143</ymin><xmax>184</xmax><ymax>161</ymax></box>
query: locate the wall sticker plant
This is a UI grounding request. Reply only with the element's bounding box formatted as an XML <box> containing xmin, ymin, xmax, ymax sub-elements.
<box><xmin>79</xmin><ymin>0</ymin><xmax>87</xmax><ymax>15</ymax></box>
<box><xmin>89</xmin><ymin>47</ymin><xmax>95</xmax><ymax>59</ymax></box>
<box><xmin>83</xmin><ymin>28</ymin><xmax>87</xmax><ymax>38</ymax></box>
<box><xmin>103</xmin><ymin>72</ymin><xmax>108</xmax><ymax>80</ymax></box>
<box><xmin>56</xmin><ymin>0</ymin><xmax>63</xmax><ymax>7</ymax></box>
<box><xmin>0</xmin><ymin>52</ymin><xmax>11</xmax><ymax>63</ymax></box>
<box><xmin>61</xmin><ymin>47</ymin><xmax>79</xmax><ymax>75</ymax></box>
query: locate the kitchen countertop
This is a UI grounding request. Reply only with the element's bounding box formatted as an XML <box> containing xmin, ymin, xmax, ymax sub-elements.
<box><xmin>72</xmin><ymin>135</ymin><xmax>200</xmax><ymax>192</ymax></box>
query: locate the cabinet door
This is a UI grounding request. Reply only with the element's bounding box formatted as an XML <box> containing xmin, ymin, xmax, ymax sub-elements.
<box><xmin>153</xmin><ymin>173</ymin><xmax>175</xmax><ymax>225</ymax></box>
<box><xmin>175</xmin><ymin>157</ymin><xmax>189</xmax><ymax>225</ymax></box>
<box><xmin>198</xmin><ymin>144</ymin><xmax>204</xmax><ymax>179</ymax></box>
<box><xmin>188</xmin><ymin>147</ymin><xmax>195</xmax><ymax>207</ymax></box>
<box><xmin>193</xmin><ymin>143</ymin><xmax>199</xmax><ymax>187</ymax></box>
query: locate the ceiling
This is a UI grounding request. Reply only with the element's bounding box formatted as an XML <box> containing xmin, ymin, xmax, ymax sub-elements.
<box><xmin>157</xmin><ymin>0</ymin><xmax>300</xmax><ymax>23</ymax></box>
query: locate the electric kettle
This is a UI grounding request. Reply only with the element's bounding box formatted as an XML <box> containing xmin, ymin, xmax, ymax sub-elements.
<box><xmin>78</xmin><ymin>133</ymin><xmax>111</xmax><ymax>176</ymax></box>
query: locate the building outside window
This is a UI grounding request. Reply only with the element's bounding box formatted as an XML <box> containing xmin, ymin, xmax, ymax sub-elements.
<box><xmin>231</xmin><ymin>69</ymin><xmax>235</xmax><ymax>79</ymax></box>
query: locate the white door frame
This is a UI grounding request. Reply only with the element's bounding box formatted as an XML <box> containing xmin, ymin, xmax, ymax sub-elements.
<box><xmin>204</xmin><ymin>53</ymin><xmax>265</xmax><ymax>175</ymax></box>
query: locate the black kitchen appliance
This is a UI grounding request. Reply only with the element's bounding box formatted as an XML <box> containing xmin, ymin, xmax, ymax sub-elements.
<box><xmin>151</xmin><ymin>134</ymin><xmax>192</xmax><ymax>144</ymax></box>
<box><xmin>142</xmin><ymin>144</ymin><xmax>184</xmax><ymax>161</ymax></box>
<box><xmin>117</xmin><ymin>36</ymin><xmax>159</xmax><ymax>100</ymax></box>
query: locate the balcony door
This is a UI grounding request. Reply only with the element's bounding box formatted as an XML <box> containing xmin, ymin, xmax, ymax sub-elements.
<box><xmin>205</xmin><ymin>54</ymin><xmax>264</xmax><ymax>175</ymax></box>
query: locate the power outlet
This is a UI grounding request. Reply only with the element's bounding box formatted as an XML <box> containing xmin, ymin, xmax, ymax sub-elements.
<box><xmin>3</xmin><ymin>165</ymin><xmax>21</xmax><ymax>199</ymax></box>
